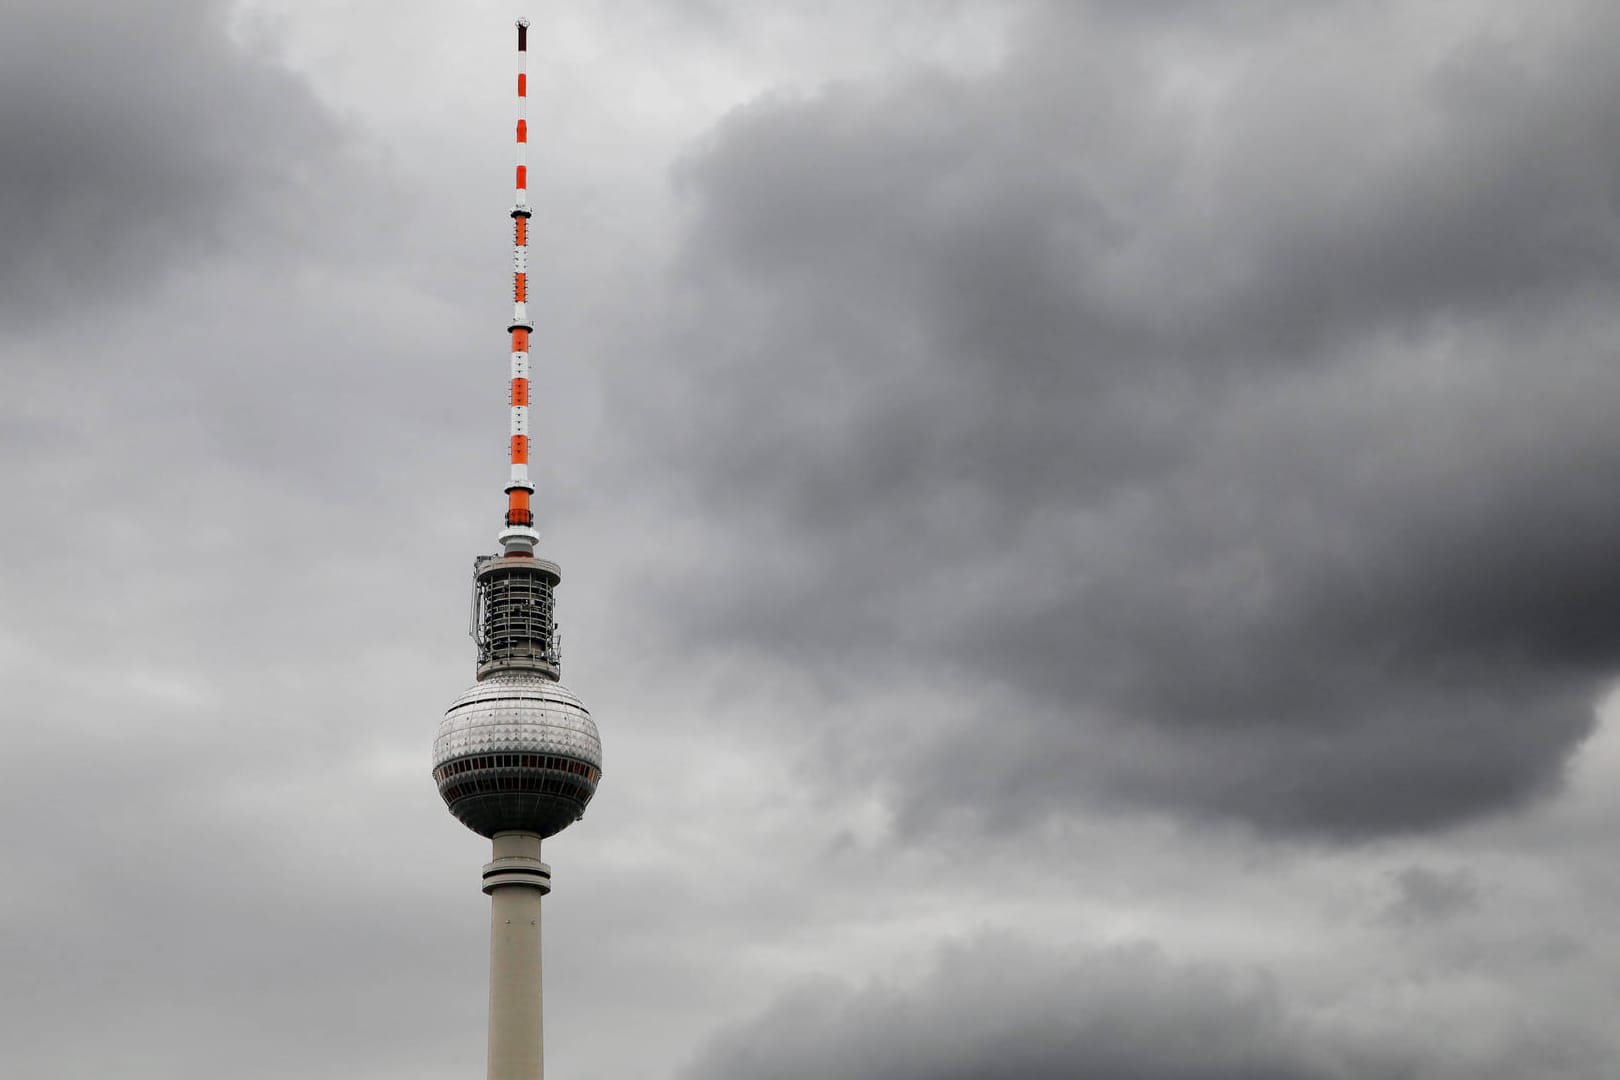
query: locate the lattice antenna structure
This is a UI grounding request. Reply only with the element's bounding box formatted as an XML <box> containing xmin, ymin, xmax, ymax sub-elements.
<box><xmin>433</xmin><ymin>20</ymin><xmax>603</xmax><ymax>1080</ymax></box>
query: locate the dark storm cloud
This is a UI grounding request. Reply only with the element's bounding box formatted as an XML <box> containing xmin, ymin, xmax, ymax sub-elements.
<box><xmin>682</xmin><ymin>935</ymin><xmax>1570</xmax><ymax>1080</ymax></box>
<box><xmin>642</xmin><ymin>0</ymin><xmax>1620</xmax><ymax>837</ymax></box>
<box><xmin>0</xmin><ymin>0</ymin><xmax>337</xmax><ymax>321</ymax></box>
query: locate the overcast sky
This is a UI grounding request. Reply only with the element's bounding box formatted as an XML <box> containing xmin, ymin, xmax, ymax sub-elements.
<box><xmin>4</xmin><ymin>1</ymin><xmax>1620</xmax><ymax>1077</ymax></box>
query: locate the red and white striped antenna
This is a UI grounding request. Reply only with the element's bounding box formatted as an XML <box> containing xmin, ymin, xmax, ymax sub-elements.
<box><xmin>498</xmin><ymin>16</ymin><xmax>538</xmax><ymax>557</ymax></box>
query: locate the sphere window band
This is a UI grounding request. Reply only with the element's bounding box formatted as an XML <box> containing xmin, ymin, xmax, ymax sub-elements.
<box><xmin>434</xmin><ymin>754</ymin><xmax>601</xmax><ymax>782</ymax></box>
<box><xmin>440</xmin><ymin>776</ymin><xmax>593</xmax><ymax>802</ymax></box>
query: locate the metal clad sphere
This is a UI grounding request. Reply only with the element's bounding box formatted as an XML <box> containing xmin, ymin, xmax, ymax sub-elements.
<box><xmin>435</xmin><ymin>673</ymin><xmax>602</xmax><ymax>838</ymax></box>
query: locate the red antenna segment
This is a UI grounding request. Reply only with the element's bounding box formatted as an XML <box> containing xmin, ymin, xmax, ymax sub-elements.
<box><xmin>500</xmin><ymin>17</ymin><xmax>538</xmax><ymax>558</ymax></box>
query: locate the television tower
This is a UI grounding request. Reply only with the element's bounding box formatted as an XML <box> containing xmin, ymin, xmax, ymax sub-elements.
<box><xmin>433</xmin><ymin>18</ymin><xmax>603</xmax><ymax>1080</ymax></box>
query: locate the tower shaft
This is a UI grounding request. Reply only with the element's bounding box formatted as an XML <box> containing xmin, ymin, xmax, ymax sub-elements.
<box><xmin>484</xmin><ymin>831</ymin><xmax>551</xmax><ymax>1080</ymax></box>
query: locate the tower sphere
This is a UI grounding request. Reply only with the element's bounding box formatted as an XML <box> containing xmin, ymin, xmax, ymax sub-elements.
<box><xmin>434</xmin><ymin>673</ymin><xmax>602</xmax><ymax>838</ymax></box>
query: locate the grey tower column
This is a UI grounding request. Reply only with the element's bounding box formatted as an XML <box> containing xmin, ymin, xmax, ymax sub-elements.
<box><xmin>483</xmin><ymin>832</ymin><xmax>552</xmax><ymax>1080</ymax></box>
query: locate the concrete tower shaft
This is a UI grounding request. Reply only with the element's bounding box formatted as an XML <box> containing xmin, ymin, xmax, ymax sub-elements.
<box><xmin>484</xmin><ymin>833</ymin><xmax>550</xmax><ymax>1078</ymax></box>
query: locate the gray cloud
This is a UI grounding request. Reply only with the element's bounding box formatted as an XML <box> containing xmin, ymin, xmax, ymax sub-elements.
<box><xmin>681</xmin><ymin>934</ymin><xmax>1595</xmax><ymax>1080</ymax></box>
<box><xmin>0</xmin><ymin>0</ymin><xmax>339</xmax><ymax>323</ymax></box>
<box><xmin>635</xmin><ymin>0</ymin><xmax>1620</xmax><ymax>838</ymax></box>
<box><xmin>1380</xmin><ymin>865</ymin><xmax>1480</xmax><ymax>926</ymax></box>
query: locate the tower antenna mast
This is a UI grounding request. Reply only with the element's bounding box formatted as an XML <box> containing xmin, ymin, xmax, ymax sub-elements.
<box><xmin>501</xmin><ymin>16</ymin><xmax>537</xmax><ymax>557</ymax></box>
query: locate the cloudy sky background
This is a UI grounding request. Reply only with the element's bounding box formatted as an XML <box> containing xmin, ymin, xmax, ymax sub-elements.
<box><xmin>4</xmin><ymin>0</ymin><xmax>1620</xmax><ymax>1076</ymax></box>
